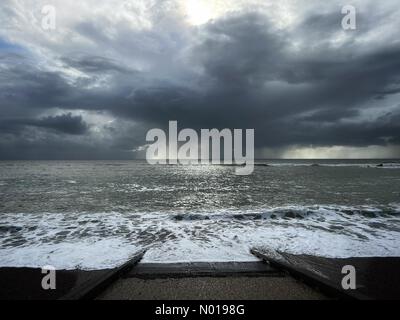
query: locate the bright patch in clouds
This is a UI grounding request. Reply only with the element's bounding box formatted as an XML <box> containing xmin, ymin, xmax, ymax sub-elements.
<box><xmin>184</xmin><ymin>0</ymin><xmax>218</xmax><ymax>25</ymax></box>
<box><xmin>283</xmin><ymin>146</ymin><xmax>400</xmax><ymax>159</ymax></box>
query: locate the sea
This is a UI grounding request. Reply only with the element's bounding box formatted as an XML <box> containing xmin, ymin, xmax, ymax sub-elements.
<box><xmin>0</xmin><ymin>160</ymin><xmax>400</xmax><ymax>270</ymax></box>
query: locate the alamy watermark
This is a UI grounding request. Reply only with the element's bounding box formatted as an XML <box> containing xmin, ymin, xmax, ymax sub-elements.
<box><xmin>39</xmin><ymin>4</ymin><xmax>356</xmax><ymax>32</ymax></box>
<box><xmin>341</xmin><ymin>265</ymin><xmax>356</xmax><ymax>290</ymax></box>
<box><xmin>341</xmin><ymin>5</ymin><xmax>357</xmax><ymax>30</ymax></box>
<box><xmin>41</xmin><ymin>265</ymin><xmax>56</xmax><ymax>290</ymax></box>
<box><xmin>145</xmin><ymin>121</ymin><xmax>255</xmax><ymax>175</ymax></box>
<box><xmin>41</xmin><ymin>5</ymin><xmax>56</xmax><ymax>30</ymax></box>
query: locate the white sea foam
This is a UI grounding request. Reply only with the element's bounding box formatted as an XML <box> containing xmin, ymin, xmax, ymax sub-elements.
<box><xmin>0</xmin><ymin>239</ymin><xmax>140</xmax><ymax>270</ymax></box>
<box><xmin>0</xmin><ymin>205</ymin><xmax>400</xmax><ymax>269</ymax></box>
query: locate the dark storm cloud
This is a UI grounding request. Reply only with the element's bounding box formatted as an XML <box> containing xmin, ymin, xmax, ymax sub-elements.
<box><xmin>1</xmin><ymin>5</ymin><xmax>400</xmax><ymax>159</ymax></box>
<box><xmin>0</xmin><ymin>113</ymin><xmax>89</xmax><ymax>135</ymax></box>
<box><xmin>31</xmin><ymin>113</ymin><xmax>89</xmax><ymax>135</ymax></box>
<box><xmin>108</xmin><ymin>12</ymin><xmax>400</xmax><ymax>149</ymax></box>
<box><xmin>0</xmin><ymin>53</ymin><xmax>136</xmax><ymax>117</ymax></box>
<box><xmin>0</xmin><ymin>55</ymin><xmax>79</xmax><ymax>115</ymax></box>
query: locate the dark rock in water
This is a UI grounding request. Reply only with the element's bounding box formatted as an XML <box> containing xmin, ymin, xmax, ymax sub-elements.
<box><xmin>284</xmin><ymin>211</ymin><xmax>304</xmax><ymax>219</ymax></box>
<box><xmin>172</xmin><ymin>214</ymin><xmax>209</xmax><ymax>221</ymax></box>
<box><xmin>284</xmin><ymin>211</ymin><xmax>296</xmax><ymax>218</ymax></box>
<box><xmin>173</xmin><ymin>215</ymin><xmax>184</xmax><ymax>221</ymax></box>
<box><xmin>376</xmin><ymin>163</ymin><xmax>384</xmax><ymax>167</ymax></box>
<box><xmin>270</xmin><ymin>214</ymin><xmax>277</xmax><ymax>219</ymax></box>
<box><xmin>234</xmin><ymin>213</ymin><xmax>263</xmax><ymax>220</ymax></box>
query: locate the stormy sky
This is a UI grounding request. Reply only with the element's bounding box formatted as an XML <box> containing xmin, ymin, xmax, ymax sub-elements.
<box><xmin>1</xmin><ymin>0</ymin><xmax>400</xmax><ymax>159</ymax></box>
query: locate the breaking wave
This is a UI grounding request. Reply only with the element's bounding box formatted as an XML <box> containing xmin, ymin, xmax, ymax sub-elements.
<box><xmin>254</xmin><ymin>162</ymin><xmax>400</xmax><ymax>169</ymax></box>
<box><xmin>172</xmin><ymin>205</ymin><xmax>400</xmax><ymax>221</ymax></box>
<box><xmin>1</xmin><ymin>204</ymin><xmax>400</xmax><ymax>270</ymax></box>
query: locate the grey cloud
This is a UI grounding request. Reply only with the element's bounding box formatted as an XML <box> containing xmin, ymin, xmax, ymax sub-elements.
<box><xmin>110</xmin><ymin>12</ymin><xmax>400</xmax><ymax>146</ymax></box>
<box><xmin>0</xmin><ymin>113</ymin><xmax>89</xmax><ymax>135</ymax></box>
<box><xmin>1</xmin><ymin>4</ymin><xmax>400</xmax><ymax>159</ymax></box>
<box><xmin>31</xmin><ymin>113</ymin><xmax>89</xmax><ymax>135</ymax></box>
<box><xmin>60</xmin><ymin>55</ymin><xmax>133</xmax><ymax>74</ymax></box>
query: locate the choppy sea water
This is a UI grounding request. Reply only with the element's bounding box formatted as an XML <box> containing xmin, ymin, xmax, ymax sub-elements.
<box><xmin>0</xmin><ymin>160</ymin><xmax>400</xmax><ymax>270</ymax></box>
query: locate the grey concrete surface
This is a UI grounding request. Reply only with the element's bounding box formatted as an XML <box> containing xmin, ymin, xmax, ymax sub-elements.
<box><xmin>98</xmin><ymin>276</ymin><xmax>328</xmax><ymax>300</ymax></box>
